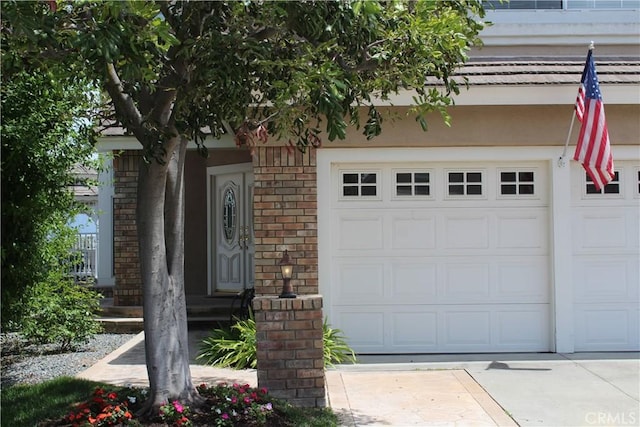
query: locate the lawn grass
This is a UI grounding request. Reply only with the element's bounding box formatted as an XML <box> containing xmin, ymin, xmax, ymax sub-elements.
<box><xmin>1</xmin><ymin>376</ymin><xmax>105</xmax><ymax>427</ymax></box>
<box><xmin>1</xmin><ymin>377</ymin><xmax>339</xmax><ymax>426</ymax></box>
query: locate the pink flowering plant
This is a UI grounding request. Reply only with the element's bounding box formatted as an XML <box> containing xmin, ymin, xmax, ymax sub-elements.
<box><xmin>159</xmin><ymin>400</ymin><xmax>192</xmax><ymax>426</ymax></box>
<box><xmin>196</xmin><ymin>382</ymin><xmax>274</xmax><ymax>427</ymax></box>
<box><xmin>45</xmin><ymin>382</ymin><xmax>304</xmax><ymax>426</ymax></box>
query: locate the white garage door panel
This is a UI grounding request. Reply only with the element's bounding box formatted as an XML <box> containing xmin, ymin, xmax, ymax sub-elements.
<box><xmin>337</xmin><ymin>311</ymin><xmax>385</xmax><ymax>348</ymax></box>
<box><xmin>337</xmin><ymin>215</ymin><xmax>384</xmax><ymax>250</ymax></box>
<box><xmin>444</xmin><ymin>216</ymin><xmax>489</xmax><ymax>249</ymax></box>
<box><xmin>392</xmin><ymin>311</ymin><xmax>438</xmax><ymax>347</ymax></box>
<box><xmin>573</xmin><ymin>211</ymin><xmax>631</xmax><ymax>250</ymax></box>
<box><xmin>574</xmin><ymin>257</ymin><xmax>638</xmax><ymax>302</ymax></box>
<box><xmin>335</xmin><ymin>210</ymin><xmax>549</xmax><ymax>257</ymax></box>
<box><xmin>391</xmin><ymin>215</ymin><xmax>437</xmax><ymax>250</ymax></box>
<box><xmin>334</xmin><ymin>256</ymin><xmax>548</xmax><ymax>305</ymax></box>
<box><xmin>574</xmin><ymin>306</ymin><xmax>640</xmax><ymax>351</ymax></box>
<box><xmin>329</xmin><ymin>161</ymin><xmax>551</xmax><ymax>353</ymax></box>
<box><xmin>497</xmin><ymin>213</ymin><xmax>548</xmax><ymax>249</ymax></box>
<box><xmin>335</xmin><ymin>304</ymin><xmax>549</xmax><ymax>353</ymax></box>
<box><xmin>571</xmin><ymin>161</ymin><xmax>640</xmax><ymax>351</ymax></box>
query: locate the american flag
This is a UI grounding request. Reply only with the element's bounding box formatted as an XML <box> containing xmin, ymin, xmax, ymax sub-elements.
<box><xmin>573</xmin><ymin>49</ymin><xmax>614</xmax><ymax>191</ymax></box>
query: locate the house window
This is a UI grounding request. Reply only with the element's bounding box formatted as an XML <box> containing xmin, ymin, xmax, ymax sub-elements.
<box><xmin>341</xmin><ymin>172</ymin><xmax>378</xmax><ymax>197</ymax></box>
<box><xmin>585</xmin><ymin>171</ymin><xmax>620</xmax><ymax>195</ymax></box>
<box><xmin>447</xmin><ymin>171</ymin><xmax>484</xmax><ymax>197</ymax></box>
<box><xmin>566</xmin><ymin>0</ymin><xmax>640</xmax><ymax>9</ymax></box>
<box><xmin>484</xmin><ymin>0</ymin><xmax>562</xmax><ymax>9</ymax></box>
<box><xmin>395</xmin><ymin>171</ymin><xmax>431</xmax><ymax>197</ymax></box>
<box><xmin>484</xmin><ymin>0</ymin><xmax>636</xmax><ymax>9</ymax></box>
<box><xmin>499</xmin><ymin>171</ymin><xmax>535</xmax><ymax>196</ymax></box>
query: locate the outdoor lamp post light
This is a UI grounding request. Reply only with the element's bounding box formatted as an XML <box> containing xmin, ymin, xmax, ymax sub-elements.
<box><xmin>278</xmin><ymin>249</ymin><xmax>296</xmax><ymax>298</ymax></box>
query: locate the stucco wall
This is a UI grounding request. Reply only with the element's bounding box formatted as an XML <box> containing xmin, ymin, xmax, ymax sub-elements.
<box><xmin>320</xmin><ymin>104</ymin><xmax>639</xmax><ymax>148</ymax></box>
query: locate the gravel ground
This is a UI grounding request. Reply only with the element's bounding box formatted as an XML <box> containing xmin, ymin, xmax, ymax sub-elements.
<box><xmin>1</xmin><ymin>333</ymin><xmax>136</xmax><ymax>388</ymax></box>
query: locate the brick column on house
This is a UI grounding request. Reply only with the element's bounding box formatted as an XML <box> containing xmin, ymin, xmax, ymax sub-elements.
<box><xmin>252</xmin><ymin>146</ymin><xmax>318</xmax><ymax>296</ymax></box>
<box><xmin>251</xmin><ymin>146</ymin><xmax>324</xmax><ymax>407</ymax></box>
<box><xmin>112</xmin><ymin>151</ymin><xmax>143</xmax><ymax>306</ymax></box>
<box><xmin>253</xmin><ymin>295</ymin><xmax>325</xmax><ymax>408</ymax></box>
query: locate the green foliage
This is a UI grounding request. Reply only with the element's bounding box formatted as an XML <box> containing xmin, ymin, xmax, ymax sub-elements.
<box><xmin>1</xmin><ymin>1</ymin><xmax>485</xmax><ymax>154</ymax></box>
<box><xmin>197</xmin><ymin>316</ymin><xmax>258</xmax><ymax>370</ymax></box>
<box><xmin>0</xmin><ymin>68</ymin><xmax>99</xmax><ymax>327</ymax></box>
<box><xmin>197</xmin><ymin>315</ymin><xmax>356</xmax><ymax>369</ymax></box>
<box><xmin>2</xmin><ymin>378</ymin><xmax>337</xmax><ymax>427</ymax></box>
<box><xmin>323</xmin><ymin>318</ymin><xmax>357</xmax><ymax>368</ymax></box>
<box><xmin>0</xmin><ymin>376</ymin><xmax>105</xmax><ymax>427</ymax></box>
<box><xmin>20</xmin><ymin>275</ymin><xmax>103</xmax><ymax>351</ymax></box>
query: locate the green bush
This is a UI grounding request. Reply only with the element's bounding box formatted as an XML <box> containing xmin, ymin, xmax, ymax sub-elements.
<box><xmin>20</xmin><ymin>274</ymin><xmax>103</xmax><ymax>352</ymax></box>
<box><xmin>197</xmin><ymin>313</ymin><xmax>356</xmax><ymax>369</ymax></box>
<box><xmin>322</xmin><ymin>318</ymin><xmax>357</xmax><ymax>368</ymax></box>
<box><xmin>197</xmin><ymin>316</ymin><xmax>257</xmax><ymax>369</ymax></box>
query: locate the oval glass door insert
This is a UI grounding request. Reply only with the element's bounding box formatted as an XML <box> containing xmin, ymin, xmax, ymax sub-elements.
<box><xmin>222</xmin><ymin>187</ymin><xmax>237</xmax><ymax>244</ymax></box>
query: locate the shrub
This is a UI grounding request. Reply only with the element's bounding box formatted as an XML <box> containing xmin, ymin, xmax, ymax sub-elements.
<box><xmin>20</xmin><ymin>274</ymin><xmax>103</xmax><ymax>351</ymax></box>
<box><xmin>197</xmin><ymin>313</ymin><xmax>356</xmax><ymax>369</ymax></box>
<box><xmin>197</xmin><ymin>316</ymin><xmax>257</xmax><ymax>369</ymax></box>
<box><xmin>322</xmin><ymin>318</ymin><xmax>357</xmax><ymax>368</ymax></box>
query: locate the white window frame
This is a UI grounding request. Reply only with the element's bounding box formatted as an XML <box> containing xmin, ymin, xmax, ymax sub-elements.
<box><xmin>496</xmin><ymin>168</ymin><xmax>540</xmax><ymax>200</ymax></box>
<box><xmin>391</xmin><ymin>169</ymin><xmax>434</xmax><ymax>200</ymax></box>
<box><xmin>582</xmin><ymin>169</ymin><xmax>624</xmax><ymax>199</ymax></box>
<box><xmin>444</xmin><ymin>169</ymin><xmax>487</xmax><ymax>200</ymax></box>
<box><xmin>339</xmin><ymin>170</ymin><xmax>382</xmax><ymax>201</ymax></box>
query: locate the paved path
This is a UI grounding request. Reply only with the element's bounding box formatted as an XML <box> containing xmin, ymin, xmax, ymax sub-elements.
<box><xmin>77</xmin><ymin>332</ymin><xmax>639</xmax><ymax>426</ymax></box>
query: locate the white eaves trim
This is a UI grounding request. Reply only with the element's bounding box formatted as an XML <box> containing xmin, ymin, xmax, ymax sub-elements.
<box><xmin>481</xmin><ymin>10</ymin><xmax>640</xmax><ymax>46</ymax></box>
<box><xmin>378</xmin><ymin>83</ymin><xmax>639</xmax><ymax>107</ymax></box>
<box><xmin>97</xmin><ymin>132</ymin><xmax>237</xmax><ymax>151</ymax></box>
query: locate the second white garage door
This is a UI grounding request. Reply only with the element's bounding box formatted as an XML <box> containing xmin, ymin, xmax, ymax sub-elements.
<box><xmin>328</xmin><ymin>161</ymin><xmax>551</xmax><ymax>354</ymax></box>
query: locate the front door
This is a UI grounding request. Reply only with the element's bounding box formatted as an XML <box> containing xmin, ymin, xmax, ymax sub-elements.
<box><xmin>208</xmin><ymin>164</ymin><xmax>254</xmax><ymax>293</ymax></box>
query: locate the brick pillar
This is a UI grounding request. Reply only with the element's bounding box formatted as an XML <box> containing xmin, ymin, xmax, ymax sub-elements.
<box><xmin>112</xmin><ymin>151</ymin><xmax>143</xmax><ymax>306</ymax></box>
<box><xmin>252</xmin><ymin>146</ymin><xmax>318</xmax><ymax>296</ymax></box>
<box><xmin>254</xmin><ymin>295</ymin><xmax>325</xmax><ymax>408</ymax></box>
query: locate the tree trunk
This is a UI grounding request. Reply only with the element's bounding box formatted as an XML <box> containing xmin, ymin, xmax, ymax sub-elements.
<box><xmin>136</xmin><ymin>135</ymin><xmax>200</xmax><ymax>414</ymax></box>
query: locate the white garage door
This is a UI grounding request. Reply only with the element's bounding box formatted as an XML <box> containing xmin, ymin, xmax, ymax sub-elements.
<box><xmin>572</xmin><ymin>161</ymin><xmax>640</xmax><ymax>351</ymax></box>
<box><xmin>329</xmin><ymin>162</ymin><xmax>551</xmax><ymax>353</ymax></box>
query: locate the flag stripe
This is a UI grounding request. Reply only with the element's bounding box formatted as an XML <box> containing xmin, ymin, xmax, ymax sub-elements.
<box><xmin>573</xmin><ymin>49</ymin><xmax>614</xmax><ymax>192</ymax></box>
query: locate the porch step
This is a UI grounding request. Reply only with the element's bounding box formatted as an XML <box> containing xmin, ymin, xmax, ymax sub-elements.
<box><xmin>97</xmin><ymin>316</ymin><xmax>231</xmax><ymax>333</ymax></box>
<box><xmin>98</xmin><ymin>295</ymin><xmax>242</xmax><ymax>333</ymax></box>
<box><xmin>97</xmin><ymin>317</ymin><xmax>144</xmax><ymax>334</ymax></box>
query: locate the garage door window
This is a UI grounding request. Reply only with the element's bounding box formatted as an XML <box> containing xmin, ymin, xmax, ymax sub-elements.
<box><xmin>499</xmin><ymin>170</ymin><xmax>535</xmax><ymax>197</ymax></box>
<box><xmin>585</xmin><ymin>171</ymin><xmax>620</xmax><ymax>196</ymax></box>
<box><xmin>394</xmin><ymin>171</ymin><xmax>431</xmax><ymax>197</ymax></box>
<box><xmin>341</xmin><ymin>172</ymin><xmax>378</xmax><ymax>198</ymax></box>
<box><xmin>446</xmin><ymin>171</ymin><xmax>484</xmax><ymax>198</ymax></box>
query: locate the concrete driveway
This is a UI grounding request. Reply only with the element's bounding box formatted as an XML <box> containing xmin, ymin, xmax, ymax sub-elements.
<box><xmin>343</xmin><ymin>353</ymin><xmax>640</xmax><ymax>426</ymax></box>
<box><xmin>78</xmin><ymin>331</ymin><xmax>639</xmax><ymax>426</ymax></box>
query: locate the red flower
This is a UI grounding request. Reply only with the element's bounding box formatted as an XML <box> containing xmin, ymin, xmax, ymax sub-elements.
<box><xmin>107</xmin><ymin>392</ymin><xmax>118</xmax><ymax>400</ymax></box>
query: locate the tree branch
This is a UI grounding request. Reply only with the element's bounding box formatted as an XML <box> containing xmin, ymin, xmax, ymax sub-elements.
<box><xmin>334</xmin><ymin>39</ymin><xmax>386</xmax><ymax>73</ymax></box>
<box><xmin>104</xmin><ymin>63</ymin><xmax>144</xmax><ymax>137</ymax></box>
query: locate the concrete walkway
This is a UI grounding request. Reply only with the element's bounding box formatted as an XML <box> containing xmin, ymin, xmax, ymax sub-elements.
<box><xmin>77</xmin><ymin>331</ymin><xmax>640</xmax><ymax>426</ymax></box>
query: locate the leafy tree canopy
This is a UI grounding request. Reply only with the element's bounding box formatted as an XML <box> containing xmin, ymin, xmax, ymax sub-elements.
<box><xmin>0</xmin><ymin>68</ymin><xmax>99</xmax><ymax>326</ymax></box>
<box><xmin>2</xmin><ymin>0</ymin><xmax>485</xmax><ymax>157</ymax></box>
<box><xmin>1</xmin><ymin>0</ymin><xmax>486</xmax><ymax>411</ymax></box>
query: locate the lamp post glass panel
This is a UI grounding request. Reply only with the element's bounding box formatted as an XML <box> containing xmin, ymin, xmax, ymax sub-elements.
<box><xmin>279</xmin><ymin>250</ymin><xmax>296</xmax><ymax>298</ymax></box>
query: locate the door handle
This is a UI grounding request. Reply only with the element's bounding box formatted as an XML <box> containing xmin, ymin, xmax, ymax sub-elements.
<box><xmin>239</xmin><ymin>226</ymin><xmax>249</xmax><ymax>249</ymax></box>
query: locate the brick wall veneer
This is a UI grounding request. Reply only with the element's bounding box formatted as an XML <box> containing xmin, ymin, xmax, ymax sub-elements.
<box><xmin>252</xmin><ymin>146</ymin><xmax>318</xmax><ymax>296</ymax></box>
<box><xmin>112</xmin><ymin>151</ymin><xmax>143</xmax><ymax>306</ymax></box>
<box><xmin>254</xmin><ymin>295</ymin><xmax>325</xmax><ymax>408</ymax></box>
